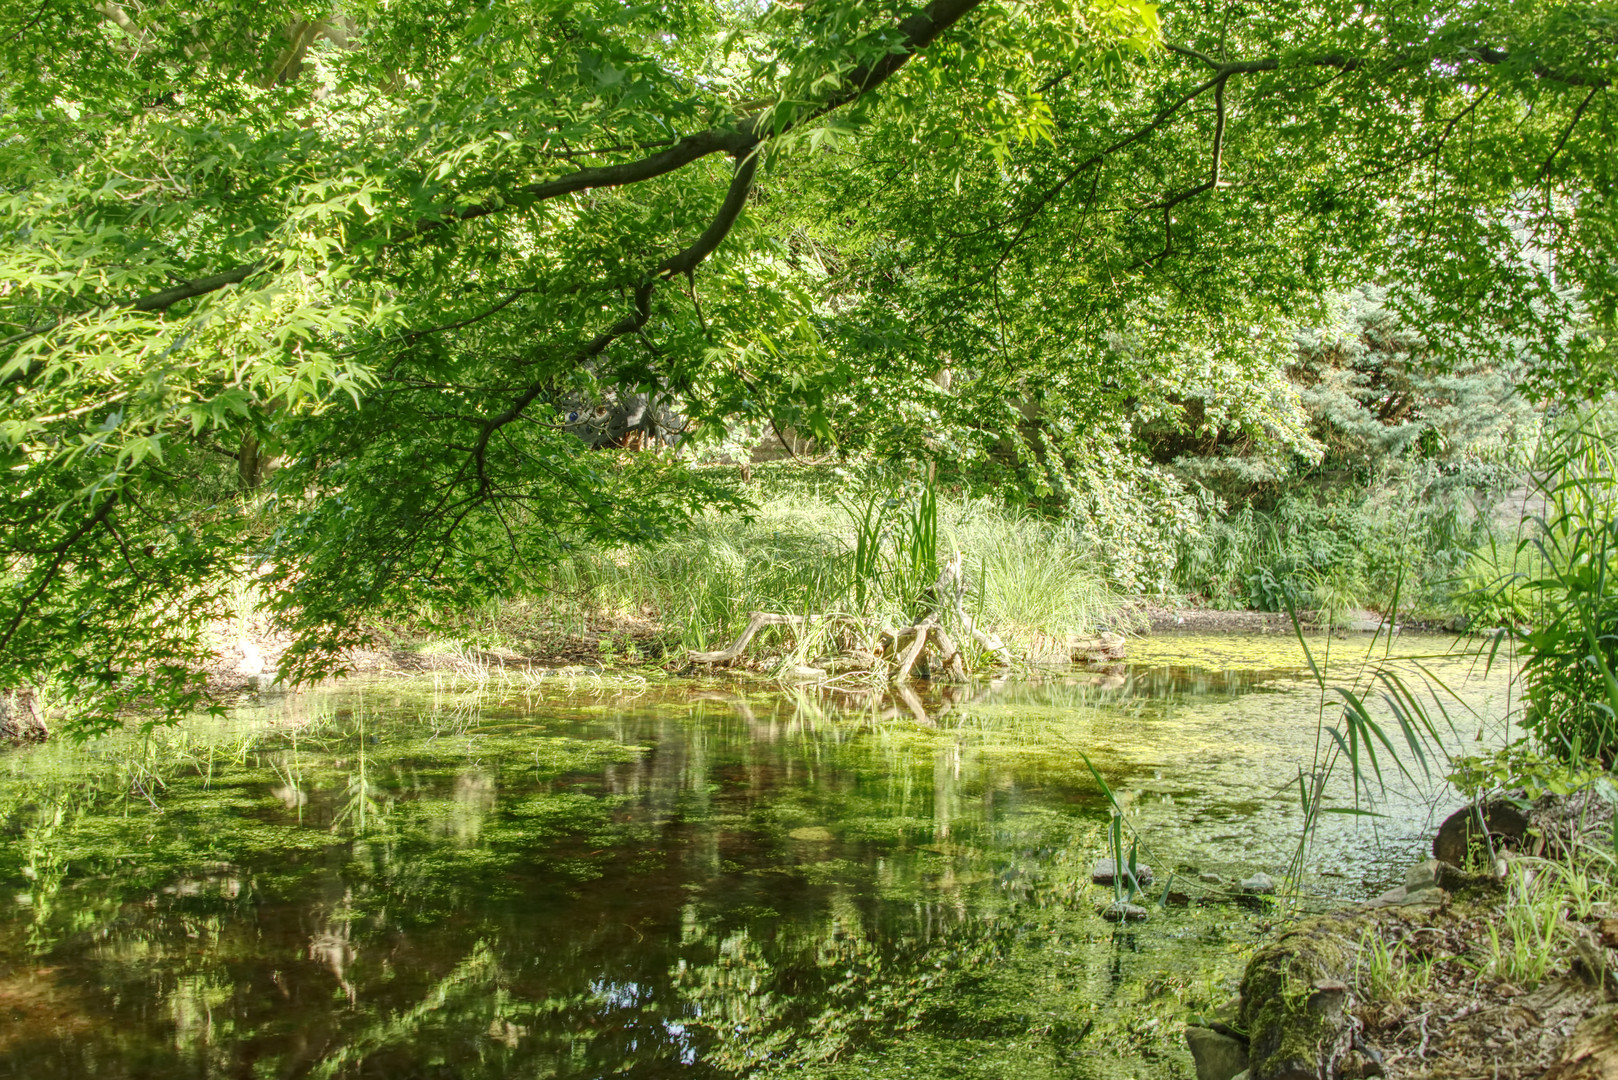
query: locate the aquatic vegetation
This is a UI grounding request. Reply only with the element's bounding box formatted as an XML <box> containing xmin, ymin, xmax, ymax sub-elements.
<box><xmin>0</xmin><ymin>641</ymin><xmax>1514</xmax><ymax>1077</ymax></box>
<box><xmin>479</xmin><ymin>479</ymin><xmax>1121</xmax><ymax>660</ymax></box>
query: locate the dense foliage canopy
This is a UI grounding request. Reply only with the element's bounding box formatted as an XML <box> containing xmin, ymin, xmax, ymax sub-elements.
<box><xmin>1</xmin><ymin>0</ymin><xmax>1613</xmax><ymax>727</ymax></box>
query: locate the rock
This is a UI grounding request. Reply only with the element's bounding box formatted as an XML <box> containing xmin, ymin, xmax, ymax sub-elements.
<box><xmin>1239</xmin><ymin>873</ymin><xmax>1277</xmax><ymax>895</ymax></box>
<box><xmin>1099</xmin><ymin>901</ymin><xmax>1150</xmax><ymax>922</ymax></box>
<box><xmin>1365</xmin><ymin>885</ymin><xmax>1444</xmax><ymax>910</ymax></box>
<box><xmin>1239</xmin><ymin>912</ymin><xmax>1362</xmax><ymax>1080</ymax></box>
<box><xmin>1403</xmin><ymin>858</ymin><xmax>1465</xmax><ymax>894</ymax></box>
<box><xmin>1433</xmin><ymin>799</ymin><xmax>1531</xmax><ymax>867</ymax></box>
<box><xmin>1185</xmin><ymin>1024</ymin><xmax>1251</xmax><ymax>1080</ymax></box>
<box><xmin>1367</xmin><ymin>885</ymin><xmax>1407</xmax><ymax>907</ymax></box>
<box><xmin>1093</xmin><ymin>858</ymin><xmax>1154</xmax><ymax>887</ymax></box>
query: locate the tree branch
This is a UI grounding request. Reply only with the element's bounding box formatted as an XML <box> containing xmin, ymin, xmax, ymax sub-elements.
<box><xmin>469</xmin><ymin>144</ymin><xmax>762</xmax><ymax>486</ymax></box>
<box><xmin>10</xmin><ymin>0</ymin><xmax>988</xmax><ymax>345</ymax></box>
<box><xmin>1539</xmin><ymin>85</ymin><xmax>1603</xmax><ymax>179</ymax></box>
<box><xmin>0</xmin><ymin>495</ymin><xmax>119</xmax><ymax>658</ymax></box>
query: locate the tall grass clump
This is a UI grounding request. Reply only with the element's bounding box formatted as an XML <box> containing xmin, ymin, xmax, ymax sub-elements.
<box><xmin>1171</xmin><ymin>466</ymin><xmax>1502</xmax><ymax>620</ymax></box>
<box><xmin>528</xmin><ymin>472</ymin><xmax>1121</xmax><ymax>656</ymax></box>
<box><xmin>544</xmin><ymin>495</ymin><xmax>853</xmax><ymax>652</ymax></box>
<box><xmin>1481</xmin><ymin>408</ymin><xmax>1618</xmax><ymax>761</ymax></box>
<box><xmin>949</xmin><ymin>504</ymin><xmax>1116</xmax><ymax>640</ymax></box>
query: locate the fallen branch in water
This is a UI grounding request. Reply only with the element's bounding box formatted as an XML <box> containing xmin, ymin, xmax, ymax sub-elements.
<box><xmin>682</xmin><ymin>552</ymin><xmax>1121</xmax><ymax>681</ymax></box>
<box><xmin>688</xmin><ymin>612</ymin><xmax>810</xmax><ymax>664</ymax></box>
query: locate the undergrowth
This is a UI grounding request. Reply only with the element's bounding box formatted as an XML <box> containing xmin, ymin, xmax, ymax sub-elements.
<box><xmin>518</xmin><ymin>478</ymin><xmax>1122</xmax><ymax>657</ymax></box>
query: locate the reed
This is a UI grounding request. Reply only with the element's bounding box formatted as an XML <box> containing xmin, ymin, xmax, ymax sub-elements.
<box><xmin>517</xmin><ymin>479</ymin><xmax>1123</xmax><ymax>658</ymax></box>
<box><xmin>1506</xmin><ymin>409</ymin><xmax>1618</xmax><ymax>760</ymax></box>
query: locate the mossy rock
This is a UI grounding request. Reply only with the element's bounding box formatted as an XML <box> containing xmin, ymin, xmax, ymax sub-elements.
<box><xmin>1238</xmin><ymin>910</ymin><xmax>1369</xmax><ymax>1080</ymax></box>
<box><xmin>1433</xmin><ymin>798</ymin><xmax>1530</xmax><ymax>866</ymax></box>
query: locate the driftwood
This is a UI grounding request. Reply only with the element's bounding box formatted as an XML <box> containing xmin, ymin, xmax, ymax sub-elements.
<box><xmin>931</xmin><ymin>624</ymin><xmax>970</xmax><ymax>681</ymax></box>
<box><xmin>686</xmin><ymin>552</ymin><xmax>1018</xmax><ymax>682</ymax></box>
<box><xmin>893</xmin><ymin>683</ymin><xmax>934</xmax><ymax>725</ymax></box>
<box><xmin>895</xmin><ymin>619</ymin><xmax>934</xmax><ymax>680</ymax></box>
<box><xmin>935</xmin><ymin>553</ymin><xmax>1011</xmax><ymax>666</ymax></box>
<box><xmin>689</xmin><ymin>612</ymin><xmax>810</xmax><ymax>664</ymax></box>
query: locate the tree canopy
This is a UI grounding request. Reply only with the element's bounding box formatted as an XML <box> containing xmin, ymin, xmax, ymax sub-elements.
<box><xmin>1</xmin><ymin>0</ymin><xmax>1613</xmax><ymax>729</ymax></box>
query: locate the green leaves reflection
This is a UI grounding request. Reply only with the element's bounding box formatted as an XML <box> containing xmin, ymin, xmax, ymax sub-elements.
<box><xmin>0</xmin><ymin>684</ymin><xmax>1250</xmax><ymax>1078</ymax></box>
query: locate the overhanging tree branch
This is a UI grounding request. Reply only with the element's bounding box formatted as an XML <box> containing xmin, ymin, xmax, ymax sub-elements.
<box><xmin>0</xmin><ymin>494</ymin><xmax>119</xmax><ymax>659</ymax></box>
<box><xmin>469</xmin><ymin>146</ymin><xmax>763</xmax><ymax>487</ymax></box>
<box><xmin>5</xmin><ymin>0</ymin><xmax>989</xmax><ymax>357</ymax></box>
<box><xmin>1539</xmin><ymin>85</ymin><xmax>1604</xmax><ymax>179</ymax></box>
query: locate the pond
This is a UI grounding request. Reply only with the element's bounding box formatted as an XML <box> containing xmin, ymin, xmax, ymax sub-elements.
<box><xmin>0</xmin><ymin>632</ymin><xmax>1516</xmax><ymax>1079</ymax></box>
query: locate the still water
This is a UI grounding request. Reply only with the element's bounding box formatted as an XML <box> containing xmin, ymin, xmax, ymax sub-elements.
<box><xmin>0</xmin><ymin>634</ymin><xmax>1514</xmax><ymax>1078</ymax></box>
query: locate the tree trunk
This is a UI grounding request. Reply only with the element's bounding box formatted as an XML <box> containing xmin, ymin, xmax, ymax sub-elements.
<box><xmin>239</xmin><ymin>435</ymin><xmax>266</xmax><ymax>490</ymax></box>
<box><xmin>1239</xmin><ymin>911</ymin><xmax>1363</xmax><ymax>1079</ymax></box>
<box><xmin>0</xmin><ymin>686</ymin><xmax>48</xmax><ymax>741</ymax></box>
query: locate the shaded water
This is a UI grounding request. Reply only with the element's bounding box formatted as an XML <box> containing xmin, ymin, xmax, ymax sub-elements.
<box><xmin>0</xmin><ymin>633</ymin><xmax>1514</xmax><ymax>1078</ymax></box>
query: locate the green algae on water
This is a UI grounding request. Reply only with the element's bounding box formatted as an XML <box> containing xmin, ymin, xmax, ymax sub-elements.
<box><xmin>0</xmin><ymin>637</ymin><xmax>1513</xmax><ymax>1078</ymax></box>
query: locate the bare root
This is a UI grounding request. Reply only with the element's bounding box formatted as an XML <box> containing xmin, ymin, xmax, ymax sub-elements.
<box><xmin>685</xmin><ymin>551</ymin><xmax>1042</xmax><ymax>683</ymax></box>
<box><xmin>688</xmin><ymin>612</ymin><xmax>809</xmax><ymax>664</ymax></box>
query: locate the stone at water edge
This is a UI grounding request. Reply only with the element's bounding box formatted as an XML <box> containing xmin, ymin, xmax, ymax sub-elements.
<box><xmin>1366</xmin><ymin>884</ymin><xmax>1445</xmax><ymax>910</ymax></box>
<box><xmin>1092</xmin><ymin>858</ymin><xmax>1154</xmax><ymax>887</ymax></box>
<box><xmin>1432</xmin><ymin>799</ymin><xmax>1531</xmax><ymax>866</ymax></box>
<box><xmin>1404</xmin><ymin>858</ymin><xmax>1465</xmax><ymax>894</ymax></box>
<box><xmin>1198</xmin><ymin>872</ymin><xmax>1224</xmax><ymax>885</ymax></box>
<box><xmin>236</xmin><ymin>638</ymin><xmax>266</xmax><ymax>676</ymax></box>
<box><xmin>1099</xmin><ymin>901</ymin><xmax>1150</xmax><ymax>922</ymax></box>
<box><xmin>1184</xmin><ymin>1025</ymin><xmax>1250</xmax><ymax>1080</ymax></box>
<box><xmin>1239</xmin><ymin>873</ymin><xmax>1277</xmax><ymax>895</ymax></box>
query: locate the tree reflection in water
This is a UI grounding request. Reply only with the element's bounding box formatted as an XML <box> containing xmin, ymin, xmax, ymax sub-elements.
<box><xmin>0</xmin><ymin>643</ymin><xmax>1506</xmax><ymax>1078</ymax></box>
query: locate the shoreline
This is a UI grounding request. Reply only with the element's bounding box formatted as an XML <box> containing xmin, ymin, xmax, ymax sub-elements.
<box><xmin>1190</xmin><ymin>800</ymin><xmax>1618</xmax><ymax>1080</ymax></box>
<box><xmin>197</xmin><ymin>603</ymin><xmax>1475</xmax><ymax>706</ymax></box>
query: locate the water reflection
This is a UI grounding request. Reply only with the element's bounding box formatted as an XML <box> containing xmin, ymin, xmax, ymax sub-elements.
<box><xmin>0</xmin><ymin>634</ymin><xmax>1511</xmax><ymax>1079</ymax></box>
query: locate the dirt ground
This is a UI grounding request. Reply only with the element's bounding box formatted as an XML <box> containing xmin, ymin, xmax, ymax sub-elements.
<box><xmin>1349</xmin><ymin>897</ymin><xmax>1614</xmax><ymax>1080</ymax></box>
<box><xmin>203</xmin><ymin>617</ymin><xmax>670</xmax><ymax>699</ymax></box>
